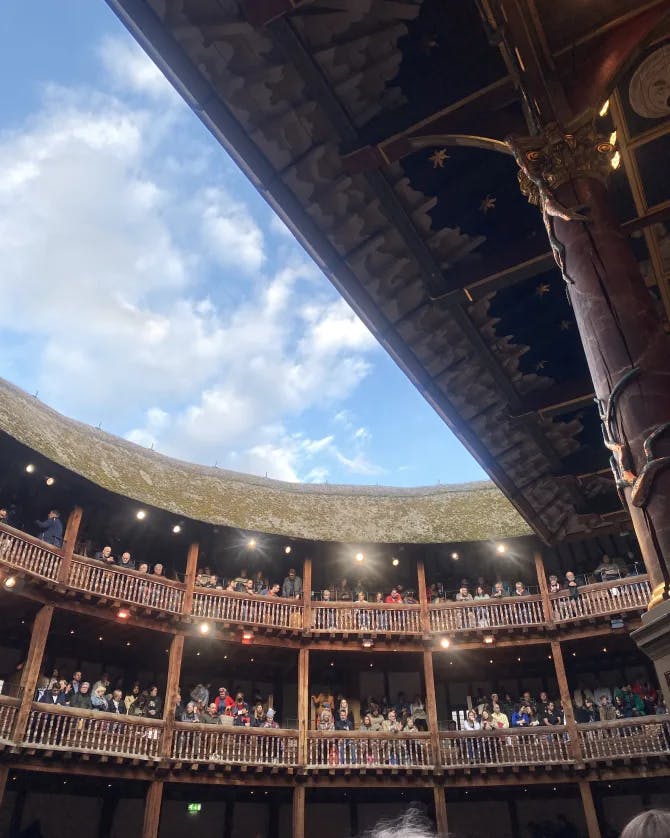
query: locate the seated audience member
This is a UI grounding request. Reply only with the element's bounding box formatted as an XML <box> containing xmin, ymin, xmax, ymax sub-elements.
<box><xmin>263</xmin><ymin>708</ymin><xmax>279</xmax><ymax>728</ymax></box>
<box><xmin>338</xmin><ymin>698</ymin><xmax>355</xmax><ymax>724</ymax></box>
<box><xmin>411</xmin><ymin>696</ymin><xmax>428</xmax><ymax>731</ymax></box>
<box><xmin>473</xmin><ymin>585</ymin><xmax>489</xmax><ymax>600</ymax></box>
<box><xmin>598</xmin><ymin>695</ymin><xmax>617</xmax><ymax>721</ymax></box>
<box><xmin>224</xmin><ymin>580</ymin><xmax>236</xmax><ymax>593</ymax></box>
<box><xmin>335</xmin><ymin>708</ymin><xmax>355</xmax><ymax>731</ymax></box>
<box><xmin>70</xmin><ymin>670</ymin><xmax>83</xmax><ymax>694</ymax></box>
<box><xmin>548</xmin><ymin>574</ymin><xmax>561</xmax><ymax>593</ymax></box>
<box><xmin>35</xmin><ymin>509</ymin><xmax>63</xmax><ymax>547</ymax></box>
<box><xmin>215</xmin><ymin>687</ymin><xmax>234</xmax><ymax>714</ymax></box>
<box><xmin>282</xmin><ymin>568</ymin><xmax>303</xmax><ymax>599</ymax></box>
<box><xmin>137</xmin><ymin>562</ymin><xmax>149</xmax><ymax>574</ymax></box>
<box><xmin>91</xmin><ymin>685</ymin><xmax>109</xmax><ymax>711</ymax></box>
<box><xmin>0</xmin><ymin>507</ymin><xmax>12</xmax><ymax>527</ymax></box>
<box><xmin>117</xmin><ymin>551</ymin><xmax>136</xmax><ymax>570</ymax></box>
<box><xmin>575</xmin><ymin>697</ymin><xmax>598</xmax><ymax>723</ymax></box>
<box><xmin>565</xmin><ymin>571</ymin><xmax>579</xmax><ymax>599</ymax></box>
<box><xmin>537</xmin><ymin>691</ymin><xmax>551</xmax><ymax>718</ymax></box>
<box><xmin>385</xmin><ymin>586</ymin><xmax>402</xmax><ymax>604</ymax></box>
<box><xmin>491</xmin><ymin>703</ymin><xmax>509</xmax><ymax>729</ymax></box>
<box><xmin>125</xmin><ymin>683</ymin><xmax>141</xmax><ymax>711</ymax></box>
<box><xmin>129</xmin><ymin>692</ymin><xmax>149</xmax><ymax>717</ymax></box>
<box><xmin>593</xmin><ymin>553</ymin><xmax>623</xmax><ymax>582</ymax></box>
<box><xmin>337</xmin><ymin>577</ymin><xmax>352</xmax><ymax>601</ymax></box>
<box><xmin>71</xmin><ymin>682</ymin><xmax>92</xmax><ymax>709</ymax></box>
<box><xmin>40</xmin><ymin>681</ymin><xmax>67</xmax><ymax>706</ymax></box>
<box><xmin>317</xmin><ymin>707</ymin><xmax>334</xmax><ymax>730</ymax></box>
<box><xmin>152</xmin><ymin>563</ymin><xmax>165</xmax><ymax>577</ymax></box>
<box><xmin>403</xmin><ymin>590</ymin><xmax>418</xmax><ymax>604</ymax></box>
<box><xmin>500</xmin><ymin>692</ymin><xmax>515</xmax><ymax>719</ymax></box>
<box><xmin>455</xmin><ymin>585</ymin><xmax>472</xmax><ymax>602</ymax></box>
<box><xmin>95</xmin><ymin>545</ymin><xmax>115</xmax><ymax>564</ymax></box>
<box><xmin>266</xmin><ymin>583</ymin><xmax>281</xmax><ymax>597</ymax></box>
<box><xmin>181</xmin><ymin>701</ymin><xmax>200</xmax><ymax>722</ymax></box>
<box><xmin>520</xmin><ymin>690</ymin><xmax>535</xmax><ymax>712</ymax></box>
<box><xmin>233</xmin><ymin>568</ymin><xmax>249</xmax><ymax>592</ymax></box>
<box><xmin>109</xmin><ymin>689</ymin><xmax>126</xmax><ymax>714</ymax></box>
<box><xmin>232</xmin><ymin>692</ymin><xmax>250</xmax><ymax>725</ymax></box>
<box><xmin>542</xmin><ymin>701</ymin><xmax>562</xmax><ymax>726</ymax></box>
<box><xmin>382</xmin><ymin>709</ymin><xmax>403</xmax><ymax>733</ymax></box>
<box><xmin>511</xmin><ymin>704</ymin><xmax>532</xmax><ymax>727</ymax></box>
<box><xmin>463</xmin><ymin>709</ymin><xmax>480</xmax><ymax>731</ymax></box>
<box><xmin>201</xmin><ymin>703</ymin><xmax>220</xmax><ymax>724</ymax></box>
<box><xmin>491</xmin><ymin>581</ymin><xmax>505</xmax><ymax>598</ymax></box>
<box><xmin>360</xmin><ymin>714</ymin><xmax>373</xmax><ymax>731</ymax></box>
<box><xmin>394</xmin><ymin>692</ymin><xmax>411</xmax><ymax>718</ymax></box>
<box><xmin>253</xmin><ymin>570</ymin><xmax>268</xmax><ymax>593</ymax></box>
<box><xmin>92</xmin><ymin>674</ymin><xmax>111</xmax><ymax>697</ymax></box>
<box><xmin>514</xmin><ymin>581</ymin><xmax>528</xmax><ymax>596</ymax></box>
<box><xmin>146</xmin><ymin>686</ymin><xmax>162</xmax><ymax>718</ymax></box>
<box><xmin>368</xmin><ymin>705</ymin><xmax>384</xmax><ymax>731</ymax></box>
<box><xmin>251</xmin><ymin>703</ymin><xmax>266</xmax><ymax>727</ymax></box>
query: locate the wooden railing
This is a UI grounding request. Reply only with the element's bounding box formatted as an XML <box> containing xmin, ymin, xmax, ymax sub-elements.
<box><xmin>439</xmin><ymin>725</ymin><xmax>570</xmax><ymax>768</ymax></box>
<box><xmin>311</xmin><ymin>602</ymin><xmax>422</xmax><ymax>634</ymax></box>
<box><xmin>578</xmin><ymin>716</ymin><xmax>670</xmax><ymax>761</ymax></box>
<box><xmin>172</xmin><ymin>722</ymin><xmax>298</xmax><ymax>766</ymax></box>
<box><xmin>24</xmin><ymin>704</ymin><xmax>164</xmax><ymax>759</ymax></box>
<box><xmin>0</xmin><ymin>525</ymin><xmax>61</xmax><ymax>582</ymax></box>
<box><xmin>429</xmin><ymin>595</ymin><xmax>545</xmax><ymax>633</ymax></box>
<box><xmin>550</xmin><ymin>576</ymin><xmax>651</xmax><ymax>623</ymax></box>
<box><xmin>68</xmin><ymin>556</ymin><xmax>185</xmax><ymax>614</ymax></box>
<box><xmin>192</xmin><ymin>589</ymin><xmax>303</xmax><ymax>630</ymax></box>
<box><xmin>307</xmin><ymin>730</ymin><xmax>433</xmax><ymax>768</ymax></box>
<box><xmin>0</xmin><ymin>695</ymin><xmax>19</xmax><ymax>741</ymax></box>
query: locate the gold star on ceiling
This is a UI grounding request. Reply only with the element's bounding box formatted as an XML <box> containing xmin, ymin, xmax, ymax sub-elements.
<box><xmin>535</xmin><ymin>282</ymin><xmax>551</xmax><ymax>297</ymax></box>
<box><xmin>428</xmin><ymin>148</ymin><xmax>450</xmax><ymax>169</ymax></box>
<box><xmin>419</xmin><ymin>34</ymin><xmax>438</xmax><ymax>55</ymax></box>
<box><xmin>559</xmin><ymin>319</ymin><xmax>572</xmax><ymax>331</ymax></box>
<box><xmin>535</xmin><ymin>360</ymin><xmax>547</xmax><ymax>372</ymax></box>
<box><xmin>479</xmin><ymin>194</ymin><xmax>497</xmax><ymax>214</ymax></box>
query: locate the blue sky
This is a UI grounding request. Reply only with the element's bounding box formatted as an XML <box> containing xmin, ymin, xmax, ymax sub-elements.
<box><xmin>0</xmin><ymin>1</ymin><xmax>486</xmax><ymax>486</ymax></box>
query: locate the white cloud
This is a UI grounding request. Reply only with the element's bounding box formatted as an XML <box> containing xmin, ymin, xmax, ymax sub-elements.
<box><xmin>99</xmin><ymin>36</ymin><xmax>180</xmax><ymax>102</ymax></box>
<box><xmin>198</xmin><ymin>186</ymin><xmax>265</xmax><ymax>273</ymax></box>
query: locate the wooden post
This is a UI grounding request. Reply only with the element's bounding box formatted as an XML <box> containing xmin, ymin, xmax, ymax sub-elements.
<box><xmin>182</xmin><ymin>542</ymin><xmax>199</xmax><ymax>615</ymax></box>
<box><xmin>142</xmin><ymin>780</ymin><xmax>163</xmax><ymax>838</ymax></box>
<box><xmin>58</xmin><ymin>506</ymin><xmax>83</xmax><ymax>583</ymax></box>
<box><xmin>0</xmin><ymin>765</ymin><xmax>8</xmax><ymax>811</ymax></box>
<box><xmin>292</xmin><ymin>784</ymin><xmax>305</xmax><ymax>838</ymax></box>
<box><xmin>433</xmin><ymin>785</ymin><xmax>448</xmax><ymax>836</ymax></box>
<box><xmin>302</xmin><ymin>557</ymin><xmax>312</xmax><ymax>631</ymax></box>
<box><xmin>160</xmin><ymin>633</ymin><xmax>184</xmax><ymax>758</ymax></box>
<box><xmin>423</xmin><ymin>650</ymin><xmax>441</xmax><ymax>769</ymax></box>
<box><xmin>297</xmin><ymin>647</ymin><xmax>309</xmax><ymax>763</ymax></box>
<box><xmin>417</xmin><ymin>558</ymin><xmax>430</xmax><ymax>635</ymax></box>
<box><xmin>12</xmin><ymin>604</ymin><xmax>53</xmax><ymax>743</ymax></box>
<box><xmin>579</xmin><ymin>780</ymin><xmax>602</xmax><ymax>838</ymax></box>
<box><xmin>534</xmin><ymin>549</ymin><xmax>553</xmax><ymax>626</ymax></box>
<box><xmin>550</xmin><ymin>640</ymin><xmax>581</xmax><ymax>761</ymax></box>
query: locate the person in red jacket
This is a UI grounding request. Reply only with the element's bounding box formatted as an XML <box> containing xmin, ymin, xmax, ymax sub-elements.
<box><xmin>385</xmin><ymin>587</ymin><xmax>402</xmax><ymax>604</ymax></box>
<box><xmin>214</xmin><ymin>686</ymin><xmax>235</xmax><ymax>715</ymax></box>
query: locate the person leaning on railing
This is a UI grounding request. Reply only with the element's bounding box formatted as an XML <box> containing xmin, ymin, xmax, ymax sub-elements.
<box><xmin>34</xmin><ymin>509</ymin><xmax>63</xmax><ymax>547</ymax></box>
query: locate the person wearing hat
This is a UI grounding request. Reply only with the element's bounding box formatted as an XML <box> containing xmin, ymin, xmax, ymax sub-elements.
<box><xmin>262</xmin><ymin>707</ymin><xmax>279</xmax><ymax>729</ymax></box>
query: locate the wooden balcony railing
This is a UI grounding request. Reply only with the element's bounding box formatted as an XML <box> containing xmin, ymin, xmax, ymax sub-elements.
<box><xmin>0</xmin><ymin>695</ymin><xmax>19</xmax><ymax>741</ymax></box>
<box><xmin>311</xmin><ymin>602</ymin><xmax>422</xmax><ymax>634</ymax></box>
<box><xmin>307</xmin><ymin>730</ymin><xmax>433</xmax><ymax>768</ymax></box>
<box><xmin>68</xmin><ymin>556</ymin><xmax>184</xmax><ymax>614</ymax></box>
<box><xmin>439</xmin><ymin>726</ymin><xmax>570</xmax><ymax>768</ymax></box>
<box><xmin>24</xmin><ymin>704</ymin><xmax>164</xmax><ymax>760</ymax></box>
<box><xmin>429</xmin><ymin>595</ymin><xmax>545</xmax><ymax>633</ymax></box>
<box><xmin>550</xmin><ymin>576</ymin><xmax>651</xmax><ymax>623</ymax></box>
<box><xmin>0</xmin><ymin>525</ymin><xmax>61</xmax><ymax>582</ymax></box>
<box><xmin>172</xmin><ymin>723</ymin><xmax>299</xmax><ymax>766</ymax></box>
<box><xmin>192</xmin><ymin>589</ymin><xmax>303</xmax><ymax>630</ymax></box>
<box><xmin>578</xmin><ymin>716</ymin><xmax>670</xmax><ymax>761</ymax></box>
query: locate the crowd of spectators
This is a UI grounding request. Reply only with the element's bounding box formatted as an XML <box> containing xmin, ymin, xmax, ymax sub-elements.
<box><xmin>313</xmin><ymin>691</ymin><xmax>428</xmax><ymax>732</ymax></box>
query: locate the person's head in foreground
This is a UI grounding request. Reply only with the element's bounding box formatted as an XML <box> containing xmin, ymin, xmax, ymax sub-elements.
<box><xmin>364</xmin><ymin>809</ymin><xmax>451</xmax><ymax>838</ymax></box>
<box><xmin>621</xmin><ymin>810</ymin><xmax>670</xmax><ymax>838</ymax></box>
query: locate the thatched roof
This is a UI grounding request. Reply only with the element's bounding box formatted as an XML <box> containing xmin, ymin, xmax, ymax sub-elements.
<box><xmin>0</xmin><ymin>378</ymin><xmax>531</xmax><ymax>544</ymax></box>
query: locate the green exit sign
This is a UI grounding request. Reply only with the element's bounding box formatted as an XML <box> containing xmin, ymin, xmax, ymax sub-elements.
<box><xmin>187</xmin><ymin>803</ymin><xmax>202</xmax><ymax>814</ymax></box>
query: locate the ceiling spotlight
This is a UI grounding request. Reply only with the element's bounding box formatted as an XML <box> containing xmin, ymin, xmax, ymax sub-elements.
<box><xmin>284</xmin><ymin>545</ymin><xmax>292</xmax><ymax>555</ymax></box>
<box><xmin>247</xmin><ymin>538</ymin><xmax>257</xmax><ymax>549</ymax></box>
<box><xmin>611</xmin><ymin>150</ymin><xmax>621</xmax><ymax>170</ymax></box>
<box><xmin>489</xmin><ymin>659</ymin><xmax>494</xmax><ymax>664</ymax></box>
<box><xmin>599</xmin><ymin>100</ymin><xmax>610</xmax><ymax>117</ymax></box>
<box><xmin>361</xmin><ymin>637</ymin><xmax>374</xmax><ymax>648</ymax></box>
<box><xmin>125</xmin><ymin>641</ymin><xmax>131</xmax><ymax>647</ymax></box>
<box><xmin>45</xmin><ymin>477</ymin><xmax>55</xmax><ymax>486</ymax></box>
<box><xmin>355</xmin><ymin>552</ymin><xmax>364</xmax><ymax>562</ymax></box>
<box><xmin>69</xmin><ymin>629</ymin><xmax>75</xmax><ymax>635</ymax></box>
<box><xmin>4</xmin><ymin>576</ymin><xmax>16</xmax><ymax>589</ymax></box>
<box><xmin>117</xmin><ymin>608</ymin><xmax>130</xmax><ymax>620</ymax></box>
<box><xmin>172</xmin><ymin>525</ymin><xmax>181</xmax><ymax>534</ymax></box>
<box><xmin>391</xmin><ymin>558</ymin><xmax>399</xmax><ymax>567</ymax></box>
<box><xmin>136</xmin><ymin>510</ymin><xmax>146</xmax><ymax>520</ymax></box>
<box><xmin>496</xmin><ymin>544</ymin><xmax>507</xmax><ymax>554</ymax></box>
<box><xmin>483</xmin><ymin>635</ymin><xmax>494</xmax><ymax>644</ymax></box>
<box><xmin>25</xmin><ymin>464</ymin><xmax>35</xmax><ymax>474</ymax></box>
<box><xmin>242</xmin><ymin>629</ymin><xmax>254</xmax><ymax>641</ymax></box>
<box><xmin>602</xmin><ymin>647</ymin><xmax>607</xmax><ymax>653</ymax></box>
<box><xmin>440</xmin><ymin>638</ymin><xmax>450</xmax><ymax>649</ymax></box>
<box><xmin>199</xmin><ymin>622</ymin><xmax>211</xmax><ymax>635</ymax></box>
<box><xmin>451</xmin><ymin>552</ymin><xmax>459</xmax><ymax>560</ymax></box>
<box><xmin>98</xmin><ymin>636</ymin><xmax>104</xmax><ymax>641</ymax></box>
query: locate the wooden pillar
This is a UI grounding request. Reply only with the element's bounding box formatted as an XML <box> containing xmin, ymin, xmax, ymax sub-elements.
<box><xmin>297</xmin><ymin>647</ymin><xmax>309</xmax><ymax>763</ymax></box>
<box><xmin>579</xmin><ymin>780</ymin><xmax>602</xmax><ymax>838</ymax></box>
<box><xmin>423</xmin><ymin>650</ymin><xmax>441</xmax><ymax>767</ymax></box>
<box><xmin>160</xmin><ymin>633</ymin><xmax>184</xmax><ymax>758</ymax></box>
<box><xmin>302</xmin><ymin>558</ymin><xmax>312</xmax><ymax>630</ymax></box>
<box><xmin>142</xmin><ymin>780</ymin><xmax>163</xmax><ymax>838</ymax></box>
<box><xmin>223</xmin><ymin>797</ymin><xmax>234</xmax><ymax>838</ymax></box>
<box><xmin>182</xmin><ymin>542</ymin><xmax>199</xmax><ymax>615</ymax></box>
<box><xmin>550</xmin><ymin>640</ymin><xmax>581</xmax><ymax>761</ymax></box>
<box><xmin>0</xmin><ymin>765</ymin><xmax>8</xmax><ymax>811</ymax></box>
<box><xmin>292</xmin><ymin>785</ymin><xmax>305</xmax><ymax>838</ymax></box>
<box><xmin>58</xmin><ymin>506</ymin><xmax>83</xmax><ymax>583</ymax></box>
<box><xmin>417</xmin><ymin>558</ymin><xmax>430</xmax><ymax>635</ymax></box>
<box><xmin>12</xmin><ymin>604</ymin><xmax>53</xmax><ymax>742</ymax></box>
<box><xmin>98</xmin><ymin>791</ymin><xmax>119</xmax><ymax>838</ymax></box>
<box><xmin>433</xmin><ymin>785</ymin><xmax>448</xmax><ymax>836</ymax></box>
<box><xmin>534</xmin><ymin>549</ymin><xmax>552</xmax><ymax>626</ymax></box>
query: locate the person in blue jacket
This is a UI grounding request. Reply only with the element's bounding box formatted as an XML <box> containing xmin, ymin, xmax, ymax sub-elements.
<box><xmin>35</xmin><ymin>509</ymin><xmax>63</xmax><ymax>547</ymax></box>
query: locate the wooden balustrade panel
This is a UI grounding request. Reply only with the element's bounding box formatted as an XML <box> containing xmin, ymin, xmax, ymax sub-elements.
<box><xmin>578</xmin><ymin>718</ymin><xmax>670</xmax><ymax>761</ymax></box>
<box><xmin>311</xmin><ymin>604</ymin><xmax>422</xmax><ymax>633</ymax></box>
<box><xmin>24</xmin><ymin>707</ymin><xmax>163</xmax><ymax>759</ymax></box>
<box><xmin>439</xmin><ymin>728</ymin><xmax>569</xmax><ymax>768</ymax></box>
<box><xmin>68</xmin><ymin>558</ymin><xmax>184</xmax><ymax>614</ymax></box>
<box><xmin>192</xmin><ymin>591</ymin><xmax>303</xmax><ymax>629</ymax></box>
<box><xmin>307</xmin><ymin>732</ymin><xmax>432</xmax><ymax>768</ymax></box>
<box><xmin>0</xmin><ymin>526</ymin><xmax>61</xmax><ymax>581</ymax></box>
<box><xmin>551</xmin><ymin>577</ymin><xmax>651</xmax><ymax>623</ymax></box>
<box><xmin>172</xmin><ymin>724</ymin><xmax>298</xmax><ymax>766</ymax></box>
<box><xmin>0</xmin><ymin>699</ymin><xmax>18</xmax><ymax>740</ymax></box>
<box><xmin>429</xmin><ymin>596</ymin><xmax>545</xmax><ymax>633</ymax></box>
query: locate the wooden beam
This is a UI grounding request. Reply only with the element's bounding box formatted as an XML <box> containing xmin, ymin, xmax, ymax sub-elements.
<box><xmin>550</xmin><ymin>640</ymin><xmax>581</xmax><ymax>761</ymax></box>
<box><xmin>142</xmin><ymin>779</ymin><xmax>163</xmax><ymax>838</ymax></box>
<box><xmin>516</xmin><ymin>380</ymin><xmax>595</xmax><ymax>417</ymax></box>
<box><xmin>579</xmin><ymin>780</ymin><xmax>602</xmax><ymax>838</ymax></box>
<box><xmin>417</xmin><ymin>559</ymin><xmax>430</xmax><ymax>635</ymax></box>
<box><xmin>12</xmin><ymin>604</ymin><xmax>53</xmax><ymax>743</ymax></box>
<box><xmin>59</xmin><ymin>506</ymin><xmax>83</xmax><ymax>583</ymax></box>
<box><xmin>297</xmin><ymin>647</ymin><xmax>309</xmax><ymax>759</ymax></box>
<box><xmin>433</xmin><ymin>785</ymin><xmax>448</xmax><ymax>836</ymax></box>
<box><xmin>160</xmin><ymin>633</ymin><xmax>184</xmax><ymax>758</ymax></box>
<box><xmin>423</xmin><ymin>650</ymin><xmax>441</xmax><ymax>771</ymax></box>
<box><xmin>292</xmin><ymin>784</ymin><xmax>305</xmax><ymax>838</ymax></box>
<box><xmin>302</xmin><ymin>558</ymin><xmax>313</xmax><ymax>632</ymax></box>
<box><xmin>182</xmin><ymin>542</ymin><xmax>199</xmax><ymax>615</ymax></box>
<box><xmin>0</xmin><ymin>765</ymin><xmax>8</xmax><ymax>811</ymax></box>
<box><xmin>534</xmin><ymin>550</ymin><xmax>552</xmax><ymax>625</ymax></box>
<box><xmin>244</xmin><ymin>0</ymin><xmax>313</xmax><ymax>28</ymax></box>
